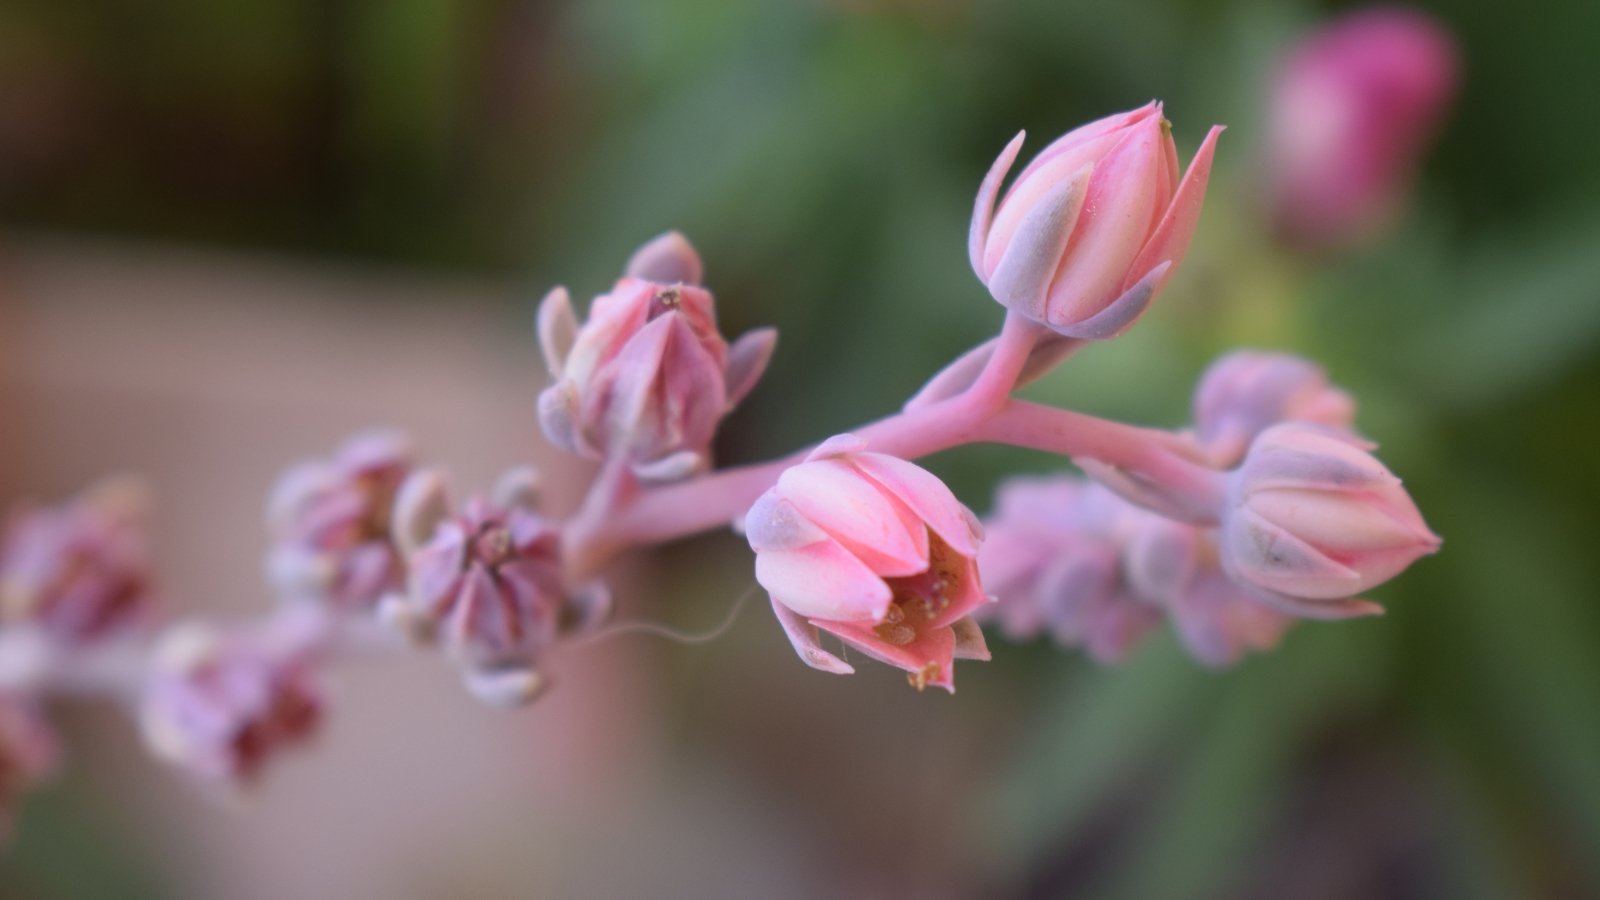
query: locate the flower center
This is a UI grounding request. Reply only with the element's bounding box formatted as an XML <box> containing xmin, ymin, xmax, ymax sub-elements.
<box><xmin>873</xmin><ymin>532</ymin><xmax>962</xmax><ymax>648</ymax></box>
<box><xmin>647</xmin><ymin>287</ymin><xmax>682</xmax><ymax>321</ymax></box>
<box><xmin>472</xmin><ymin>523</ymin><xmax>515</xmax><ymax>567</ymax></box>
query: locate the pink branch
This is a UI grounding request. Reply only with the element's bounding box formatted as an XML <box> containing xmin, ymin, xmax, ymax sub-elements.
<box><xmin>564</xmin><ymin>318</ymin><xmax>1224</xmax><ymax>577</ymax></box>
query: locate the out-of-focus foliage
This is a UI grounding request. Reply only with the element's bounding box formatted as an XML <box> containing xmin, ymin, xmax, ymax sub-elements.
<box><xmin>2</xmin><ymin>0</ymin><xmax>1598</xmax><ymax>897</ymax></box>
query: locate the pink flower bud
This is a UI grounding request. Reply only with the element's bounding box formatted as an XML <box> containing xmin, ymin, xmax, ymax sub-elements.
<box><xmin>139</xmin><ymin>620</ymin><xmax>323</xmax><ymax>788</ymax></box>
<box><xmin>538</xmin><ymin>233</ymin><xmax>776</xmax><ymax>481</ymax></box>
<box><xmin>745</xmin><ymin>435</ymin><xmax>991</xmax><ymax>692</ymax></box>
<box><xmin>970</xmin><ymin>103</ymin><xmax>1222</xmax><ymax>339</ymax></box>
<box><xmin>1266</xmin><ymin>8</ymin><xmax>1459</xmax><ymax>250</ymax></box>
<box><xmin>388</xmin><ymin>469</ymin><xmax>607</xmax><ymax>706</ymax></box>
<box><xmin>0</xmin><ymin>478</ymin><xmax>158</xmax><ymax>646</ymax></box>
<box><xmin>265</xmin><ymin>431</ymin><xmax>413</xmax><ymax>613</ymax></box>
<box><xmin>1192</xmin><ymin>350</ymin><xmax>1356</xmax><ymax>466</ymax></box>
<box><xmin>1220</xmin><ymin>424</ymin><xmax>1440</xmax><ymax>619</ymax></box>
<box><xmin>978</xmin><ymin>476</ymin><xmax>1160</xmax><ymax>663</ymax></box>
<box><xmin>0</xmin><ymin>695</ymin><xmax>57</xmax><ymax>840</ymax></box>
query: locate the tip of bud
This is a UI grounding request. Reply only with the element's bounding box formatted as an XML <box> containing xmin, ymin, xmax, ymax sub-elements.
<box><xmin>463</xmin><ymin>665</ymin><xmax>549</xmax><ymax>708</ymax></box>
<box><xmin>624</xmin><ymin>231</ymin><xmax>704</xmax><ymax>286</ymax></box>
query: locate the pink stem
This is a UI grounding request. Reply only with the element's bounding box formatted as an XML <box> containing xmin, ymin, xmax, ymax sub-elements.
<box><xmin>565</xmin><ymin>317</ymin><xmax>1223</xmax><ymax>576</ymax></box>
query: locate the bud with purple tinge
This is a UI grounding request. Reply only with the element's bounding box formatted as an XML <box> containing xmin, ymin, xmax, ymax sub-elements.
<box><xmin>0</xmin><ymin>478</ymin><xmax>158</xmax><ymax>647</ymax></box>
<box><xmin>1219</xmin><ymin>423</ymin><xmax>1440</xmax><ymax>619</ymax></box>
<box><xmin>139</xmin><ymin>620</ymin><xmax>324</xmax><ymax>789</ymax></box>
<box><xmin>265</xmin><ymin>431</ymin><xmax>413</xmax><ymax>613</ymax></box>
<box><xmin>538</xmin><ymin>232</ymin><xmax>777</xmax><ymax>482</ymax></box>
<box><xmin>970</xmin><ymin>102</ymin><xmax>1222</xmax><ymax>339</ymax></box>
<box><xmin>1192</xmin><ymin>350</ymin><xmax>1356</xmax><ymax>466</ymax></box>
<box><xmin>1265</xmin><ymin>8</ymin><xmax>1459</xmax><ymax>250</ymax></box>
<box><xmin>387</xmin><ymin>467</ymin><xmax>608</xmax><ymax>706</ymax></box>
<box><xmin>0</xmin><ymin>694</ymin><xmax>57</xmax><ymax>840</ymax></box>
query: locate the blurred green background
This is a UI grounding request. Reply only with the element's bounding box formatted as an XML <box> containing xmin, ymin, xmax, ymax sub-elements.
<box><xmin>3</xmin><ymin>0</ymin><xmax>1599</xmax><ymax>898</ymax></box>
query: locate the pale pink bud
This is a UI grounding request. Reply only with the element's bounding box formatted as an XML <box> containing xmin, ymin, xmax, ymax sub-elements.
<box><xmin>1220</xmin><ymin>423</ymin><xmax>1440</xmax><ymax>619</ymax></box>
<box><xmin>538</xmin><ymin>233</ymin><xmax>776</xmax><ymax>481</ymax></box>
<box><xmin>1266</xmin><ymin>8</ymin><xmax>1459</xmax><ymax>250</ymax></box>
<box><xmin>745</xmin><ymin>435</ymin><xmax>991</xmax><ymax>692</ymax></box>
<box><xmin>265</xmin><ymin>431</ymin><xmax>413</xmax><ymax>613</ymax></box>
<box><xmin>977</xmin><ymin>476</ymin><xmax>1160</xmax><ymax>663</ymax></box>
<box><xmin>970</xmin><ymin>103</ymin><xmax>1222</xmax><ymax>339</ymax></box>
<box><xmin>1192</xmin><ymin>350</ymin><xmax>1357</xmax><ymax>466</ymax></box>
<box><xmin>0</xmin><ymin>478</ymin><xmax>158</xmax><ymax>646</ymax></box>
<box><xmin>139</xmin><ymin>620</ymin><xmax>323</xmax><ymax>788</ymax></box>
<box><xmin>389</xmin><ymin>469</ymin><xmax>607</xmax><ymax>706</ymax></box>
<box><xmin>0</xmin><ymin>694</ymin><xmax>58</xmax><ymax>840</ymax></box>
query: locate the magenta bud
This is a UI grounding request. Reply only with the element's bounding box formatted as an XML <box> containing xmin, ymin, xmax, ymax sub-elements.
<box><xmin>139</xmin><ymin>621</ymin><xmax>324</xmax><ymax>788</ymax></box>
<box><xmin>1192</xmin><ymin>350</ymin><xmax>1357</xmax><ymax>466</ymax></box>
<box><xmin>746</xmin><ymin>437</ymin><xmax>990</xmax><ymax>692</ymax></box>
<box><xmin>0</xmin><ymin>694</ymin><xmax>58</xmax><ymax>840</ymax></box>
<box><xmin>970</xmin><ymin>103</ymin><xmax>1222</xmax><ymax>339</ymax></box>
<box><xmin>1219</xmin><ymin>424</ymin><xmax>1440</xmax><ymax>618</ymax></box>
<box><xmin>1265</xmin><ymin>8</ymin><xmax>1459</xmax><ymax>250</ymax></box>
<box><xmin>0</xmin><ymin>477</ymin><xmax>159</xmax><ymax>647</ymax></box>
<box><xmin>265</xmin><ymin>431</ymin><xmax>413</xmax><ymax>613</ymax></box>
<box><xmin>537</xmin><ymin>234</ymin><xmax>775</xmax><ymax>481</ymax></box>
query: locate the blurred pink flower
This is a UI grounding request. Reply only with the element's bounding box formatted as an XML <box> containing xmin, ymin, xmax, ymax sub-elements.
<box><xmin>388</xmin><ymin>468</ymin><xmax>608</xmax><ymax>706</ymax></box>
<box><xmin>538</xmin><ymin>232</ymin><xmax>776</xmax><ymax>481</ymax></box>
<box><xmin>1191</xmin><ymin>350</ymin><xmax>1356</xmax><ymax>466</ymax></box>
<box><xmin>1266</xmin><ymin>7</ymin><xmax>1459</xmax><ymax>250</ymax></box>
<box><xmin>139</xmin><ymin>620</ymin><xmax>323</xmax><ymax>789</ymax></box>
<box><xmin>746</xmin><ymin>436</ymin><xmax>991</xmax><ymax>692</ymax></box>
<box><xmin>980</xmin><ymin>474</ymin><xmax>1293</xmax><ymax>667</ymax></box>
<box><xmin>978</xmin><ymin>476</ymin><xmax>1162</xmax><ymax>663</ymax></box>
<box><xmin>0</xmin><ymin>694</ymin><xmax>58</xmax><ymax>840</ymax></box>
<box><xmin>1165</xmin><ymin>569</ymin><xmax>1293</xmax><ymax>668</ymax></box>
<box><xmin>970</xmin><ymin>102</ymin><xmax>1222</xmax><ymax>339</ymax></box>
<box><xmin>1220</xmin><ymin>423</ymin><xmax>1441</xmax><ymax>619</ymax></box>
<box><xmin>0</xmin><ymin>478</ymin><xmax>158</xmax><ymax>646</ymax></box>
<box><xmin>265</xmin><ymin>431</ymin><xmax>413</xmax><ymax>613</ymax></box>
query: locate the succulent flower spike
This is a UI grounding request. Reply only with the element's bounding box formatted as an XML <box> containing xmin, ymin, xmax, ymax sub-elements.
<box><xmin>537</xmin><ymin>233</ymin><xmax>777</xmax><ymax>481</ymax></box>
<box><xmin>970</xmin><ymin>103</ymin><xmax>1222</xmax><ymax>339</ymax></box>
<box><xmin>746</xmin><ymin>435</ymin><xmax>991</xmax><ymax>692</ymax></box>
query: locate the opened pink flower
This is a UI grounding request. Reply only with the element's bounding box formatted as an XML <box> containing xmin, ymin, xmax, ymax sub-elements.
<box><xmin>745</xmin><ymin>436</ymin><xmax>990</xmax><ymax>692</ymax></box>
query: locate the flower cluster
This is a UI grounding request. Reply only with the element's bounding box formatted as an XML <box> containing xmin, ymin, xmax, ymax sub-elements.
<box><xmin>981</xmin><ymin>352</ymin><xmax>1437</xmax><ymax>666</ymax></box>
<box><xmin>0</xmin><ymin>23</ymin><xmax>1455</xmax><ymax>839</ymax></box>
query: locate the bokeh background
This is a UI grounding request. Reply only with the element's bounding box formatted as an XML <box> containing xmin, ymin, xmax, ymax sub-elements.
<box><xmin>3</xmin><ymin>0</ymin><xmax>1599</xmax><ymax>898</ymax></box>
